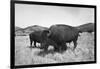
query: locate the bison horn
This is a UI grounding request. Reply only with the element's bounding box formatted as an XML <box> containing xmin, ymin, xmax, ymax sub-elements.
<box><xmin>47</xmin><ymin>30</ymin><xmax>51</xmax><ymax>37</ymax></box>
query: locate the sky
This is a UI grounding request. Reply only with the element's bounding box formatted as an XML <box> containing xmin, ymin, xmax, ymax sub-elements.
<box><xmin>15</xmin><ymin>3</ymin><xmax>94</xmax><ymax>28</ymax></box>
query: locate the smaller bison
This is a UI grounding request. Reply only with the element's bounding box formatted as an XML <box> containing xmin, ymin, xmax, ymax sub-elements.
<box><xmin>29</xmin><ymin>26</ymin><xmax>48</xmax><ymax>48</ymax></box>
<box><xmin>29</xmin><ymin>30</ymin><xmax>57</xmax><ymax>51</ymax></box>
<box><xmin>29</xmin><ymin>30</ymin><xmax>43</xmax><ymax>47</ymax></box>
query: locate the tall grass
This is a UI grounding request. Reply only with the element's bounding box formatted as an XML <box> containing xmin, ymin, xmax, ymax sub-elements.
<box><xmin>15</xmin><ymin>32</ymin><xmax>94</xmax><ymax>65</ymax></box>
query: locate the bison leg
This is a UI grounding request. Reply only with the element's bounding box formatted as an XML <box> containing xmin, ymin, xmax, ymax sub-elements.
<box><xmin>73</xmin><ymin>38</ymin><xmax>78</xmax><ymax>50</ymax></box>
<box><xmin>54</xmin><ymin>47</ymin><xmax>59</xmax><ymax>52</ymax></box>
<box><xmin>40</xmin><ymin>42</ymin><xmax>48</xmax><ymax>50</ymax></box>
<box><xmin>60</xmin><ymin>43</ymin><xmax>67</xmax><ymax>53</ymax></box>
<box><xmin>44</xmin><ymin>45</ymin><xmax>48</xmax><ymax>51</ymax></box>
<box><xmin>61</xmin><ymin>46</ymin><xmax>67</xmax><ymax>51</ymax></box>
<box><xmin>73</xmin><ymin>42</ymin><xmax>77</xmax><ymax>50</ymax></box>
<box><xmin>34</xmin><ymin>41</ymin><xmax>36</xmax><ymax>47</ymax></box>
<box><xmin>54</xmin><ymin>43</ymin><xmax>67</xmax><ymax>53</ymax></box>
<box><xmin>30</xmin><ymin>40</ymin><xmax>33</xmax><ymax>47</ymax></box>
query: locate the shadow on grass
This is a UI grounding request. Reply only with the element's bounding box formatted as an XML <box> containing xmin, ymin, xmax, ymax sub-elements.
<box><xmin>37</xmin><ymin>50</ymin><xmax>55</xmax><ymax>57</ymax></box>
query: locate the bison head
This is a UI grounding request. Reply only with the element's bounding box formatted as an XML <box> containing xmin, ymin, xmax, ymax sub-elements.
<box><xmin>40</xmin><ymin>30</ymin><xmax>57</xmax><ymax>51</ymax></box>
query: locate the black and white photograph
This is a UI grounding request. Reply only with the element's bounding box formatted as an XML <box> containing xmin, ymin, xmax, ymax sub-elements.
<box><xmin>11</xmin><ymin>0</ymin><xmax>96</xmax><ymax>68</ymax></box>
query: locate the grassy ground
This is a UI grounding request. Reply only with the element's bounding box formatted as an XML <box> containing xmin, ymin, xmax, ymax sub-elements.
<box><xmin>15</xmin><ymin>32</ymin><xmax>94</xmax><ymax>65</ymax></box>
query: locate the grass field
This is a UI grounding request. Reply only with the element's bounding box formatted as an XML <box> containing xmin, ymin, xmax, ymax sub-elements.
<box><xmin>15</xmin><ymin>32</ymin><xmax>94</xmax><ymax>65</ymax></box>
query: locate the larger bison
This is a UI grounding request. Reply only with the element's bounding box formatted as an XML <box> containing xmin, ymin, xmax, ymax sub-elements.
<box><xmin>41</xmin><ymin>24</ymin><xmax>81</xmax><ymax>53</ymax></box>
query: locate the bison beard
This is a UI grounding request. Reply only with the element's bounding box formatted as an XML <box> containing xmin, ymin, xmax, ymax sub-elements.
<box><xmin>40</xmin><ymin>30</ymin><xmax>58</xmax><ymax>51</ymax></box>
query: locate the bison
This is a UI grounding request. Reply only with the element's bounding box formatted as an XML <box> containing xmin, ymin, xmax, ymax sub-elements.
<box><xmin>29</xmin><ymin>30</ymin><xmax>57</xmax><ymax>50</ymax></box>
<box><xmin>29</xmin><ymin>30</ymin><xmax>43</xmax><ymax>47</ymax></box>
<box><xmin>29</xmin><ymin>26</ymin><xmax>48</xmax><ymax>48</ymax></box>
<box><xmin>41</xmin><ymin>24</ymin><xmax>81</xmax><ymax>53</ymax></box>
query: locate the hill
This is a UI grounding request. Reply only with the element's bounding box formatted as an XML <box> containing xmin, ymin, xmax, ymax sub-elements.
<box><xmin>15</xmin><ymin>26</ymin><xmax>23</xmax><ymax>31</ymax></box>
<box><xmin>76</xmin><ymin>23</ymin><xmax>94</xmax><ymax>33</ymax></box>
<box><xmin>15</xmin><ymin>25</ymin><xmax>48</xmax><ymax>36</ymax></box>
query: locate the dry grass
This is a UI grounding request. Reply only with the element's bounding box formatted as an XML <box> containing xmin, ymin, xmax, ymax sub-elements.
<box><xmin>15</xmin><ymin>32</ymin><xmax>94</xmax><ymax>65</ymax></box>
